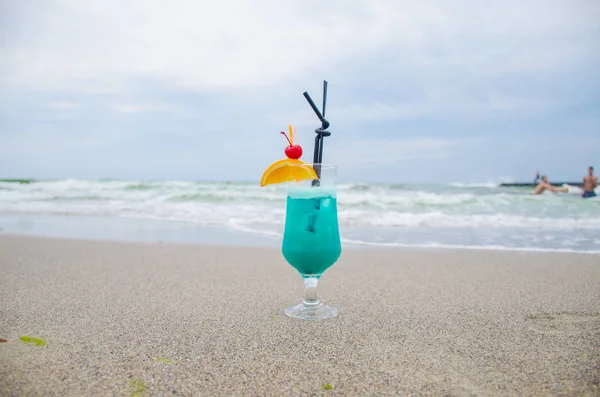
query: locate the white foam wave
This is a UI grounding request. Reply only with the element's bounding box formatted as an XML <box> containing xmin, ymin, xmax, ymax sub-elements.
<box><xmin>338</xmin><ymin>191</ymin><xmax>483</xmax><ymax>207</ymax></box>
<box><xmin>338</xmin><ymin>210</ymin><xmax>600</xmax><ymax>229</ymax></box>
<box><xmin>448</xmin><ymin>182</ymin><xmax>499</xmax><ymax>188</ymax></box>
<box><xmin>340</xmin><ymin>237</ymin><xmax>600</xmax><ymax>254</ymax></box>
<box><xmin>2</xmin><ymin>179</ymin><xmax>600</xmax><ymax>251</ymax></box>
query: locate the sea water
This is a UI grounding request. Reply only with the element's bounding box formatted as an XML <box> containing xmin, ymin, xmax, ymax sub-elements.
<box><xmin>1</xmin><ymin>179</ymin><xmax>599</xmax><ymax>253</ymax></box>
<box><xmin>281</xmin><ymin>195</ymin><xmax>342</xmax><ymax>277</ymax></box>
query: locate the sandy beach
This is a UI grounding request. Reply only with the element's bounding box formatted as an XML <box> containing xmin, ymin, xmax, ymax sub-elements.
<box><xmin>0</xmin><ymin>235</ymin><xmax>599</xmax><ymax>396</ymax></box>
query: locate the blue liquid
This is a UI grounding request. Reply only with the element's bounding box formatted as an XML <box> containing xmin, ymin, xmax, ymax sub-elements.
<box><xmin>282</xmin><ymin>195</ymin><xmax>342</xmax><ymax>277</ymax></box>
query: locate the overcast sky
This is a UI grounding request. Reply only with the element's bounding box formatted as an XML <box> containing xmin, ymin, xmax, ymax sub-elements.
<box><xmin>1</xmin><ymin>0</ymin><xmax>599</xmax><ymax>183</ymax></box>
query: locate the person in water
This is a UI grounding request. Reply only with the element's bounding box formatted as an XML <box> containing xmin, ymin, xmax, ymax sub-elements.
<box><xmin>533</xmin><ymin>171</ymin><xmax>541</xmax><ymax>184</ymax></box>
<box><xmin>581</xmin><ymin>166</ymin><xmax>598</xmax><ymax>198</ymax></box>
<box><xmin>533</xmin><ymin>176</ymin><xmax>567</xmax><ymax>195</ymax></box>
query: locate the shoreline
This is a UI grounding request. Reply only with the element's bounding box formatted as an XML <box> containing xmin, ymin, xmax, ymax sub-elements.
<box><xmin>1</xmin><ymin>235</ymin><xmax>599</xmax><ymax>396</ymax></box>
<box><xmin>1</xmin><ymin>212</ymin><xmax>600</xmax><ymax>255</ymax></box>
<box><xmin>2</xmin><ymin>231</ymin><xmax>600</xmax><ymax>256</ymax></box>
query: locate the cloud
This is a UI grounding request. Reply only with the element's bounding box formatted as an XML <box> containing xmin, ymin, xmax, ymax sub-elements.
<box><xmin>114</xmin><ymin>102</ymin><xmax>199</xmax><ymax>117</ymax></box>
<box><xmin>328</xmin><ymin>137</ymin><xmax>457</xmax><ymax>166</ymax></box>
<box><xmin>3</xmin><ymin>0</ymin><xmax>598</xmax><ymax>94</ymax></box>
<box><xmin>330</xmin><ymin>94</ymin><xmax>574</xmax><ymax>123</ymax></box>
<box><xmin>44</xmin><ymin>101</ymin><xmax>82</xmax><ymax>110</ymax></box>
<box><xmin>0</xmin><ymin>0</ymin><xmax>598</xmax><ymax>182</ymax></box>
<box><xmin>1</xmin><ymin>0</ymin><xmax>389</xmax><ymax>92</ymax></box>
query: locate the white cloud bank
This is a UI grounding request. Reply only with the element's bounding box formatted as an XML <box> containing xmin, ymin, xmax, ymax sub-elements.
<box><xmin>1</xmin><ymin>0</ymin><xmax>599</xmax><ymax>181</ymax></box>
<box><xmin>2</xmin><ymin>0</ymin><xmax>598</xmax><ymax>94</ymax></box>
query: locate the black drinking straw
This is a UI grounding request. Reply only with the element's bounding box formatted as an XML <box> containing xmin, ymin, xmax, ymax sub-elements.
<box><xmin>303</xmin><ymin>80</ymin><xmax>332</xmax><ymax>184</ymax></box>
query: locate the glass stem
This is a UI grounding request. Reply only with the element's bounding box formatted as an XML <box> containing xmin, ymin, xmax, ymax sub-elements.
<box><xmin>303</xmin><ymin>277</ymin><xmax>320</xmax><ymax>306</ymax></box>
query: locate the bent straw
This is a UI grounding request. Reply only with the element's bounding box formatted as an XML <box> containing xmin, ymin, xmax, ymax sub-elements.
<box><xmin>303</xmin><ymin>80</ymin><xmax>331</xmax><ymax>182</ymax></box>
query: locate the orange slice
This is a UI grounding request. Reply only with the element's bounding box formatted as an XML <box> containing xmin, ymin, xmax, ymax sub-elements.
<box><xmin>260</xmin><ymin>159</ymin><xmax>318</xmax><ymax>187</ymax></box>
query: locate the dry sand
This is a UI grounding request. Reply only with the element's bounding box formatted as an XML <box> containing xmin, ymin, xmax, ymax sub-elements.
<box><xmin>0</xmin><ymin>235</ymin><xmax>599</xmax><ymax>396</ymax></box>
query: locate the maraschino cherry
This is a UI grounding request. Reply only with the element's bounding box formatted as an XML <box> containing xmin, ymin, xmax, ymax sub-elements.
<box><xmin>281</xmin><ymin>126</ymin><xmax>302</xmax><ymax>160</ymax></box>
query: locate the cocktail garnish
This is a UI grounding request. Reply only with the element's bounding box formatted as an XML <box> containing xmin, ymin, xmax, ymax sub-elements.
<box><xmin>281</xmin><ymin>124</ymin><xmax>303</xmax><ymax>160</ymax></box>
<box><xmin>260</xmin><ymin>125</ymin><xmax>316</xmax><ymax>187</ymax></box>
<box><xmin>260</xmin><ymin>158</ymin><xmax>317</xmax><ymax>187</ymax></box>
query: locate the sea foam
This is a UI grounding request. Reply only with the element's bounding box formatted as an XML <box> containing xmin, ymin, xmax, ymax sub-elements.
<box><xmin>1</xmin><ymin>179</ymin><xmax>599</xmax><ymax>252</ymax></box>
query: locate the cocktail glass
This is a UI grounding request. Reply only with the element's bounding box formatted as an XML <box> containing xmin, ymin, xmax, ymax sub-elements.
<box><xmin>282</xmin><ymin>163</ymin><xmax>341</xmax><ymax>320</ymax></box>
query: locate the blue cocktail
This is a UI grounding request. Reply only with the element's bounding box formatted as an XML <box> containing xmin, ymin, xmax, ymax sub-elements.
<box><xmin>282</xmin><ymin>195</ymin><xmax>341</xmax><ymax>276</ymax></box>
<box><xmin>282</xmin><ymin>164</ymin><xmax>341</xmax><ymax>320</ymax></box>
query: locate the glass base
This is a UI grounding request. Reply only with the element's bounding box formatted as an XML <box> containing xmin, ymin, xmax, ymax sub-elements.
<box><xmin>284</xmin><ymin>302</ymin><xmax>338</xmax><ymax>320</ymax></box>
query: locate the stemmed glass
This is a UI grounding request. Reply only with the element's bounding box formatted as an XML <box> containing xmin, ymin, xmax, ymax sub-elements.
<box><xmin>282</xmin><ymin>163</ymin><xmax>341</xmax><ymax>320</ymax></box>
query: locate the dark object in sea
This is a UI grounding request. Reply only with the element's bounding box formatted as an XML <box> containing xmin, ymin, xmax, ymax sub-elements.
<box><xmin>500</xmin><ymin>182</ymin><xmax>583</xmax><ymax>188</ymax></box>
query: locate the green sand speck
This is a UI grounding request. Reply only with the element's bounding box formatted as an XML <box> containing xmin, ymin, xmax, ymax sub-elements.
<box><xmin>130</xmin><ymin>380</ymin><xmax>146</xmax><ymax>396</ymax></box>
<box><xmin>19</xmin><ymin>336</ymin><xmax>46</xmax><ymax>346</ymax></box>
<box><xmin>322</xmin><ymin>383</ymin><xmax>333</xmax><ymax>390</ymax></box>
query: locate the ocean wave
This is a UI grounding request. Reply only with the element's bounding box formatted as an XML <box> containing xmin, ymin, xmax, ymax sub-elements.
<box><xmin>338</xmin><ymin>210</ymin><xmax>600</xmax><ymax>229</ymax></box>
<box><xmin>338</xmin><ymin>238</ymin><xmax>600</xmax><ymax>254</ymax></box>
<box><xmin>448</xmin><ymin>182</ymin><xmax>500</xmax><ymax>188</ymax></box>
<box><xmin>2</xmin><ymin>200</ymin><xmax>598</xmax><ymax>230</ymax></box>
<box><xmin>1</xmin><ymin>178</ymin><xmax>599</xmax><ymax>251</ymax></box>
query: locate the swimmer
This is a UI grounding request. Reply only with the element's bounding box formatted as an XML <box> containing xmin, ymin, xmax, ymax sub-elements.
<box><xmin>581</xmin><ymin>166</ymin><xmax>598</xmax><ymax>198</ymax></box>
<box><xmin>532</xmin><ymin>176</ymin><xmax>567</xmax><ymax>195</ymax></box>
